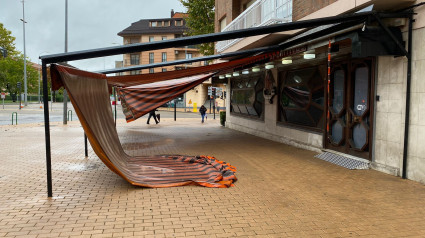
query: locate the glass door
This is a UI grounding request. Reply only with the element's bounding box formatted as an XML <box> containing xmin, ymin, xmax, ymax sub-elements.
<box><xmin>325</xmin><ymin>59</ymin><xmax>374</xmax><ymax>160</ymax></box>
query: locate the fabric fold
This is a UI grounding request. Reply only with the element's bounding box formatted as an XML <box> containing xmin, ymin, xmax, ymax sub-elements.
<box><xmin>50</xmin><ymin>64</ymin><xmax>237</xmax><ymax>188</ymax></box>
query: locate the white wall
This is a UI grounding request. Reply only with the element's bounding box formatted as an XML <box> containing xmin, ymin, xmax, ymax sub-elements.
<box><xmin>373</xmin><ymin>7</ymin><xmax>425</xmax><ymax>183</ymax></box>
<box><xmin>405</xmin><ymin>26</ymin><xmax>425</xmax><ymax>183</ymax></box>
<box><xmin>373</xmin><ymin>56</ymin><xmax>407</xmax><ymax>176</ymax></box>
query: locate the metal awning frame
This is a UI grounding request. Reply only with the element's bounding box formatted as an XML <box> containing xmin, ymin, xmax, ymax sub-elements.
<box><xmin>41</xmin><ymin>9</ymin><xmax>415</xmax><ymax>197</ymax></box>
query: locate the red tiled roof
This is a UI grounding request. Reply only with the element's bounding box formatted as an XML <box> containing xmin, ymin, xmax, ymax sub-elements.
<box><xmin>172</xmin><ymin>12</ymin><xmax>188</xmax><ymax>18</ymax></box>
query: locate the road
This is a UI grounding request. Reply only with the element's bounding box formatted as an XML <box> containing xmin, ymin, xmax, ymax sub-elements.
<box><xmin>0</xmin><ymin>102</ymin><xmax>212</xmax><ymax>125</ymax></box>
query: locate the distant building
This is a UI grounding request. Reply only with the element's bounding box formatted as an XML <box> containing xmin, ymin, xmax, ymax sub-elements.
<box><xmin>118</xmin><ymin>10</ymin><xmax>223</xmax><ymax>111</ymax></box>
<box><xmin>118</xmin><ymin>10</ymin><xmax>202</xmax><ymax>74</ymax></box>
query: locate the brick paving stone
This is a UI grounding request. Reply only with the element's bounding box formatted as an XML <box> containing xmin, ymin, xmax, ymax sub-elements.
<box><xmin>1</xmin><ymin>118</ymin><xmax>425</xmax><ymax>237</ymax></box>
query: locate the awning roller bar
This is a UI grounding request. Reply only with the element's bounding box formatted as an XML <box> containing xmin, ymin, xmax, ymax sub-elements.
<box><xmin>40</xmin><ymin>11</ymin><xmax>411</xmax><ymax>64</ymax></box>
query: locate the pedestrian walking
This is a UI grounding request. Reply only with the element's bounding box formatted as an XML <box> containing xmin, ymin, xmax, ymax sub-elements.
<box><xmin>147</xmin><ymin>109</ymin><xmax>159</xmax><ymax>124</ymax></box>
<box><xmin>199</xmin><ymin>105</ymin><xmax>207</xmax><ymax>123</ymax></box>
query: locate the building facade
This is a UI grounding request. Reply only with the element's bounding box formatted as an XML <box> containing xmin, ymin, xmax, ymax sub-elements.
<box><xmin>215</xmin><ymin>0</ymin><xmax>425</xmax><ymax>184</ymax></box>
<box><xmin>118</xmin><ymin>10</ymin><xmax>223</xmax><ymax>110</ymax></box>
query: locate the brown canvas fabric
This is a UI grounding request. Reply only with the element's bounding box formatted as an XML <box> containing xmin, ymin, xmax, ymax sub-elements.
<box><xmin>105</xmin><ymin>53</ymin><xmax>272</xmax><ymax>88</ymax></box>
<box><xmin>117</xmin><ymin>73</ymin><xmax>213</xmax><ymax>122</ymax></box>
<box><xmin>50</xmin><ymin>64</ymin><xmax>236</xmax><ymax>188</ymax></box>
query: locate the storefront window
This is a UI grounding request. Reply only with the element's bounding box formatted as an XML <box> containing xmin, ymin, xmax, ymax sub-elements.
<box><xmin>279</xmin><ymin>66</ymin><xmax>325</xmax><ymax>129</ymax></box>
<box><xmin>231</xmin><ymin>73</ymin><xmax>264</xmax><ymax>118</ymax></box>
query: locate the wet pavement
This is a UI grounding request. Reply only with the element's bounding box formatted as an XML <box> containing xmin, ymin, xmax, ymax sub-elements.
<box><xmin>0</xmin><ymin>102</ymin><xmax>200</xmax><ymax>125</ymax></box>
<box><xmin>1</xmin><ymin>113</ymin><xmax>425</xmax><ymax>237</ymax></box>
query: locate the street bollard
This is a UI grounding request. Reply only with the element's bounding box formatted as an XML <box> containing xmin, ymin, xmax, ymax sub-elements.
<box><xmin>67</xmin><ymin>110</ymin><xmax>72</xmax><ymax>121</ymax></box>
<box><xmin>12</xmin><ymin>112</ymin><xmax>17</xmax><ymax>125</ymax></box>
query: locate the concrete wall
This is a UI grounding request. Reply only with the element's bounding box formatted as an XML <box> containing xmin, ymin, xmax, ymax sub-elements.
<box><xmin>405</xmin><ymin>25</ymin><xmax>425</xmax><ymax>183</ymax></box>
<box><xmin>373</xmin><ymin>6</ymin><xmax>425</xmax><ymax>183</ymax></box>
<box><xmin>373</xmin><ymin>56</ymin><xmax>407</xmax><ymax>176</ymax></box>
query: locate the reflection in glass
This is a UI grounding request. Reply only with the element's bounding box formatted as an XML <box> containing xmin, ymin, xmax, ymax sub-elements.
<box><xmin>286</xmin><ymin>67</ymin><xmax>316</xmax><ymax>85</ymax></box>
<box><xmin>332</xmin><ymin>69</ymin><xmax>344</xmax><ymax>114</ymax></box>
<box><xmin>282</xmin><ymin>87</ymin><xmax>309</xmax><ymax>108</ymax></box>
<box><xmin>285</xmin><ymin>110</ymin><xmax>314</xmax><ymax>126</ymax></box>
<box><xmin>312</xmin><ymin>89</ymin><xmax>324</xmax><ymax>106</ymax></box>
<box><xmin>239</xmin><ymin>105</ymin><xmax>248</xmax><ymax>114</ymax></box>
<box><xmin>331</xmin><ymin>121</ymin><xmax>343</xmax><ymax>144</ymax></box>
<box><xmin>353</xmin><ymin>67</ymin><xmax>368</xmax><ymax>116</ymax></box>
<box><xmin>232</xmin><ymin>105</ymin><xmax>241</xmax><ymax>113</ymax></box>
<box><xmin>352</xmin><ymin>123</ymin><xmax>367</xmax><ymax>149</ymax></box>
<box><xmin>279</xmin><ymin>66</ymin><xmax>324</xmax><ymax>129</ymax></box>
<box><xmin>246</xmin><ymin>106</ymin><xmax>258</xmax><ymax>116</ymax></box>
<box><xmin>230</xmin><ymin>74</ymin><xmax>264</xmax><ymax>117</ymax></box>
<box><xmin>309</xmin><ymin>106</ymin><xmax>323</xmax><ymax>125</ymax></box>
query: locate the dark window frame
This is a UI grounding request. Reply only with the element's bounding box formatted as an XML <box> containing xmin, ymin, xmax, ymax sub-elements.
<box><xmin>278</xmin><ymin>65</ymin><xmax>326</xmax><ymax>132</ymax></box>
<box><xmin>230</xmin><ymin>72</ymin><xmax>265</xmax><ymax>120</ymax></box>
<box><xmin>130</xmin><ymin>54</ymin><xmax>139</xmax><ymax>65</ymax></box>
<box><xmin>186</xmin><ymin>53</ymin><xmax>192</xmax><ymax>65</ymax></box>
<box><xmin>149</xmin><ymin>52</ymin><xmax>154</xmax><ymax>64</ymax></box>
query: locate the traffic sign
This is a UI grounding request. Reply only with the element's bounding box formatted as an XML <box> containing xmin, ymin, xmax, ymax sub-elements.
<box><xmin>1</xmin><ymin>92</ymin><xmax>5</xmax><ymax>99</ymax></box>
<box><xmin>17</xmin><ymin>82</ymin><xmax>21</xmax><ymax>88</ymax></box>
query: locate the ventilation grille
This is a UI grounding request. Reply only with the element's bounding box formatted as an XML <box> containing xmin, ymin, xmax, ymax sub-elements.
<box><xmin>315</xmin><ymin>152</ymin><xmax>369</xmax><ymax>170</ymax></box>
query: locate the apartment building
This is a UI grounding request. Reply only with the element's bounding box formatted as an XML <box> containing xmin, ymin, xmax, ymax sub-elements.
<box><xmin>215</xmin><ymin>0</ymin><xmax>425</xmax><ymax>184</ymax></box>
<box><xmin>118</xmin><ymin>10</ymin><xmax>211</xmax><ymax>109</ymax></box>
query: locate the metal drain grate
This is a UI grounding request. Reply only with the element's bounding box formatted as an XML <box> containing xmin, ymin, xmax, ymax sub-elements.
<box><xmin>315</xmin><ymin>152</ymin><xmax>369</xmax><ymax>170</ymax></box>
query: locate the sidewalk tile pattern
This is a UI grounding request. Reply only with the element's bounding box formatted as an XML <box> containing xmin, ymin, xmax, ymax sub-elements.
<box><xmin>1</xmin><ymin>118</ymin><xmax>425</xmax><ymax>237</ymax></box>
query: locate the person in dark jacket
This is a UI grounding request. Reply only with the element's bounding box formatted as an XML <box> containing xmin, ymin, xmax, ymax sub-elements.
<box><xmin>147</xmin><ymin>109</ymin><xmax>159</xmax><ymax>124</ymax></box>
<box><xmin>199</xmin><ymin>105</ymin><xmax>207</xmax><ymax>123</ymax></box>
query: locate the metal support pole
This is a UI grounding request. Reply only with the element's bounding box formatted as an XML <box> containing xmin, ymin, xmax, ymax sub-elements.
<box><xmin>174</xmin><ymin>100</ymin><xmax>177</xmax><ymax>121</ymax></box>
<box><xmin>213</xmin><ymin>96</ymin><xmax>216</xmax><ymax>120</ymax></box>
<box><xmin>84</xmin><ymin>133</ymin><xmax>88</xmax><ymax>157</ymax></box>
<box><xmin>19</xmin><ymin>87</ymin><xmax>21</xmax><ymax>110</ymax></box>
<box><xmin>402</xmin><ymin>12</ymin><xmax>414</xmax><ymax>179</ymax></box>
<box><xmin>42</xmin><ymin>62</ymin><xmax>52</xmax><ymax>197</ymax></box>
<box><xmin>22</xmin><ymin>0</ymin><xmax>28</xmax><ymax>106</ymax></box>
<box><xmin>113</xmin><ymin>87</ymin><xmax>117</xmax><ymax>126</ymax></box>
<box><xmin>63</xmin><ymin>0</ymin><xmax>68</xmax><ymax>125</ymax></box>
<box><xmin>38</xmin><ymin>70</ymin><xmax>41</xmax><ymax>103</ymax></box>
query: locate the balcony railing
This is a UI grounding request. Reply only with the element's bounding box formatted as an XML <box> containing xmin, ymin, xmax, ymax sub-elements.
<box><xmin>216</xmin><ymin>0</ymin><xmax>292</xmax><ymax>52</ymax></box>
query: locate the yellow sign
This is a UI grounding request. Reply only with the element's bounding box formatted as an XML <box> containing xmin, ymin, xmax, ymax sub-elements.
<box><xmin>189</xmin><ymin>99</ymin><xmax>192</xmax><ymax>104</ymax></box>
<box><xmin>193</xmin><ymin>102</ymin><xmax>197</xmax><ymax>112</ymax></box>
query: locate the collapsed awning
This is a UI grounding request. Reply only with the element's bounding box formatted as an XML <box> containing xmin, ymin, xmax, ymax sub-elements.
<box><xmin>51</xmin><ymin>51</ymin><xmax>276</xmax><ymax>123</ymax></box>
<box><xmin>40</xmin><ymin>7</ymin><xmax>418</xmax><ymax>196</ymax></box>
<box><xmin>118</xmin><ymin>73</ymin><xmax>214</xmax><ymax>122</ymax></box>
<box><xmin>50</xmin><ymin>64</ymin><xmax>237</xmax><ymax>188</ymax></box>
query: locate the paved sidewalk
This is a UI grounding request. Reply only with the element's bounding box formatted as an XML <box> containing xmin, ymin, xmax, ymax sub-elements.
<box><xmin>1</xmin><ymin>117</ymin><xmax>425</xmax><ymax>237</ymax></box>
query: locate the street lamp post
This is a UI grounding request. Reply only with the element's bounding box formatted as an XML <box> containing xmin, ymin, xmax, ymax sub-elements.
<box><xmin>63</xmin><ymin>0</ymin><xmax>69</xmax><ymax>125</ymax></box>
<box><xmin>21</xmin><ymin>0</ymin><xmax>28</xmax><ymax>106</ymax></box>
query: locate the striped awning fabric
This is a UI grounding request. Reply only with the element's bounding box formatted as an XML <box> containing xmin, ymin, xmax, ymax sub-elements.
<box><xmin>118</xmin><ymin>73</ymin><xmax>214</xmax><ymax>122</ymax></box>
<box><xmin>50</xmin><ymin>64</ymin><xmax>237</xmax><ymax>188</ymax></box>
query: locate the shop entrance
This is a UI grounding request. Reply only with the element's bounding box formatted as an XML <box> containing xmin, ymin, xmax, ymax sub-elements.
<box><xmin>325</xmin><ymin>58</ymin><xmax>375</xmax><ymax>160</ymax></box>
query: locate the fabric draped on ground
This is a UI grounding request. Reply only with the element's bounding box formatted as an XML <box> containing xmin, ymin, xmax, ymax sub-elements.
<box><xmin>50</xmin><ymin>64</ymin><xmax>237</xmax><ymax>188</ymax></box>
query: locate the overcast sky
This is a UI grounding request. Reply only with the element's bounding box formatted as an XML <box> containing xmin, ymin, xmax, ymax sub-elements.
<box><xmin>0</xmin><ymin>0</ymin><xmax>186</xmax><ymax>72</ymax></box>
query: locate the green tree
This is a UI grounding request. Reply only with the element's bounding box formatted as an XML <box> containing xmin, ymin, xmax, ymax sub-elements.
<box><xmin>0</xmin><ymin>56</ymin><xmax>39</xmax><ymax>95</ymax></box>
<box><xmin>0</xmin><ymin>23</ymin><xmax>18</xmax><ymax>57</ymax></box>
<box><xmin>0</xmin><ymin>23</ymin><xmax>39</xmax><ymax>97</ymax></box>
<box><xmin>180</xmin><ymin>0</ymin><xmax>215</xmax><ymax>55</ymax></box>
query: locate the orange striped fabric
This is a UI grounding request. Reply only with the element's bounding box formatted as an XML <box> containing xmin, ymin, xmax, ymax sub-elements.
<box><xmin>118</xmin><ymin>74</ymin><xmax>213</xmax><ymax>122</ymax></box>
<box><xmin>50</xmin><ymin>64</ymin><xmax>237</xmax><ymax>188</ymax></box>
